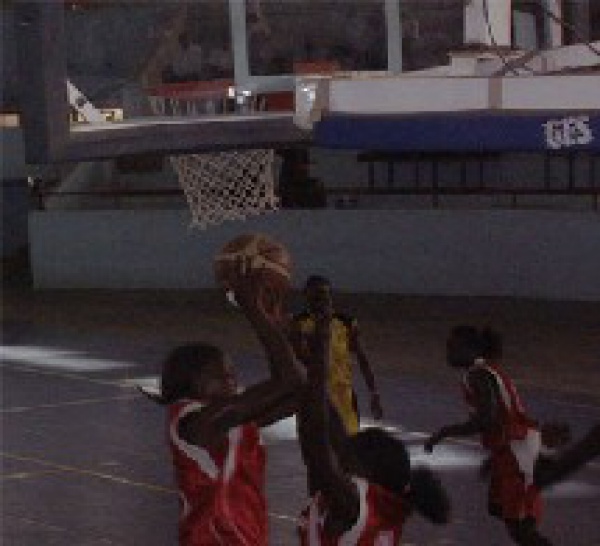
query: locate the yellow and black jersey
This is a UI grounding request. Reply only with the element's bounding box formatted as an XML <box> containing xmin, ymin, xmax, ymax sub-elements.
<box><xmin>292</xmin><ymin>312</ymin><xmax>359</xmax><ymax>434</ymax></box>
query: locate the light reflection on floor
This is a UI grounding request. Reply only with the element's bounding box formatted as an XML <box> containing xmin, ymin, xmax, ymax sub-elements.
<box><xmin>122</xmin><ymin>375</ymin><xmax>161</xmax><ymax>393</ymax></box>
<box><xmin>544</xmin><ymin>481</ymin><xmax>599</xmax><ymax>499</ymax></box>
<box><xmin>1</xmin><ymin>345</ymin><xmax>135</xmax><ymax>371</ymax></box>
<box><xmin>407</xmin><ymin>444</ymin><xmax>485</xmax><ymax>469</ymax></box>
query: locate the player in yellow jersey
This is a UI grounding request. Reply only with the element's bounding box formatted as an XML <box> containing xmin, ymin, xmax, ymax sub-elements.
<box><xmin>290</xmin><ymin>275</ymin><xmax>383</xmax><ymax>435</ymax></box>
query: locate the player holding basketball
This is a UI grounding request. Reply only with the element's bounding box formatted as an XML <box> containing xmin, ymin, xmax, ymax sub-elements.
<box><xmin>296</xmin><ymin>308</ymin><xmax>450</xmax><ymax>544</ymax></box>
<box><xmin>424</xmin><ymin>325</ymin><xmax>559</xmax><ymax>546</ymax></box>
<box><xmin>143</xmin><ymin>269</ymin><xmax>301</xmax><ymax>546</ymax></box>
<box><xmin>291</xmin><ymin>275</ymin><xmax>383</xmax><ymax>435</ymax></box>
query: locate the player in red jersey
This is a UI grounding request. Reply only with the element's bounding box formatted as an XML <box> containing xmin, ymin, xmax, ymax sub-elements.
<box><xmin>296</xmin><ymin>309</ymin><xmax>450</xmax><ymax>545</ymax></box>
<box><xmin>425</xmin><ymin>325</ymin><xmax>558</xmax><ymax>546</ymax></box>
<box><xmin>143</xmin><ymin>274</ymin><xmax>300</xmax><ymax>546</ymax></box>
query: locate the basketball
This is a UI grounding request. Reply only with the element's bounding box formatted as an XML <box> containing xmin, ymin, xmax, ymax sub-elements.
<box><xmin>214</xmin><ymin>233</ymin><xmax>292</xmax><ymax>294</ymax></box>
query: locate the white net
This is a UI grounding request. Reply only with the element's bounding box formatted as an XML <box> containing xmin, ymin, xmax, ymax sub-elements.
<box><xmin>171</xmin><ymin>149</ymin><xmax>277</xmax><ymax>229</ymax></box>
<box><xmin>148</xmin><ymin>92</ymin><xmax>278</xmax><ymax>228</ymax></box>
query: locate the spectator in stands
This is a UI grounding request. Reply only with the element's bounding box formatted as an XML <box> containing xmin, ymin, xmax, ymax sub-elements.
<box><xmin>163</xmin><ymin>32</ymin><xmax>204</xmax><ymax>83</ymax></box>
<box><xmin>205</xmin><ymin>30</ymin><xmax>233</xmax><ymax>79</ymax></box>
<box><xmin>205</xmin><ymin>42</ymin><xmax>233</xmax><ymax>79</ymax></box>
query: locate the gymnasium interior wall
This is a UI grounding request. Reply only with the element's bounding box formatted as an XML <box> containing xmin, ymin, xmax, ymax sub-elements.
<box><xmin>29</xmin><ymin>208</ymin><xmax>600</xmax><ymax>301</ymax></box>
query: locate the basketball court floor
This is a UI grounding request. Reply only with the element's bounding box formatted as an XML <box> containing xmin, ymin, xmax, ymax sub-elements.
<box><xmin>2</xmin><ymin>287</ymin><xmax>599</xmax><ymax>545</ymax></box>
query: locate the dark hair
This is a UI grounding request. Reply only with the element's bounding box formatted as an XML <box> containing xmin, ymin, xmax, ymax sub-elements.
<box><xmin>446</xmin><ymin>325</ymin><xmax>502</xmax><ymax>368</ymax></box>
<box><xmin>480</xmin><ymin>327</ymin><xmax>503</xmax><ymax>359</ymax></box>
<box><xmin>155</xmin><ymin>343</ymin><xmax>224</xmax><ymax>405</ymax></box>
<box><xmin>348</xmin><ymin>429</ymin><xmax>450</xmax><ymax>524</ymax></box>
<box><xmin>304</xmin><ymin>275</ymin><xmax>331</xmax><ymax>291</ymax></box>
<box><xmin>348</xmin><ymin>428</ymin><xmax>410</xmax><ymax>495</ymax></box>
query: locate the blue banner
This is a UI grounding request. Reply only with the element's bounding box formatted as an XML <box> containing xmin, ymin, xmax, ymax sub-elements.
<box><xmin>314</xmin><ymin>112</ymin><xmax>600</xmax><ymax>152</ymax></box>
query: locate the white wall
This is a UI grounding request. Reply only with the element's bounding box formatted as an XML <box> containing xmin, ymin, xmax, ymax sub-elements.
<box><xmin>322</xmin><ymin>75</ymin><xmax>600</xmax><ymax>114</ymax></box>
<box><xmin>29</xmin><ymin>208</ymin><xmax>600</xmax><ymax>301</ymax></box>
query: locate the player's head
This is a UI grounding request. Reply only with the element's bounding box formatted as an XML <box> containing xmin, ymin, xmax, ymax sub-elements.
<box><xmin>157</xmin><ymin>343</ymin><xmax>237</xmax><ymax>404</ymax></box>
<box><xmin>346</xmin><ymin>428</ymin><xmax>450</xmax><ymax>524</ymax></box>
<box><xmin>480</xmin><ymin>327</ymin><xmax>503</xmax><ymax>360</ymax></box>
<box><xmin>446</xmin><ymin>325</ymin><xmax>502</xmax><ymax>368</ymax></box>
<box><xmin>304</xmin><ymin>275</ymin><xmax>333</xmax><ymax>316</ymax></box>
<box><xmin>446</xmin><ymin>325</ymin><xmax>483</xmax><ymax>369</ymax></box>
<box><xmin>346</xmin><ymin>428</ymin><xmax>411</xmax><ymax>494</ymax></box>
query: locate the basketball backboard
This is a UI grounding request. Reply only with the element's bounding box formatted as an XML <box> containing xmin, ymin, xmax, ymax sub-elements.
<box><xmin>14</xmin><ymin>1</ymin><xmax>306</xmax><ymax>163</ymax></box>
<box><xmin>13</xmin><ymin>0</ymin><xmax>399</xmax><ymax>164</ymax></box>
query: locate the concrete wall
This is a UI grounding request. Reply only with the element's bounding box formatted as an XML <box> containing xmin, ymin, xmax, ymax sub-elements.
<box><xmin>29</xmin><ymin>208</ymin><xmax>600</xmax><ymax>301</ymax></box>
<box><xmin>1</xmin><ymin>129</ymin><xmax>28</xmax><ymax>180</ymax></box>
<box><xmin>1</xmin><ymin>130</ymin><xmax>30</xmax><ymax>256</ymax></box>
<box><xmin>2</xmin><ymin>181</ymin><xmax>29</xmax><ymax>257</ymax></box>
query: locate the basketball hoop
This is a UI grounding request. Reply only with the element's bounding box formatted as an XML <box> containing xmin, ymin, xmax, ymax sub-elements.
<box><xmin>147</xmin><ymin>80</ymin><xmax>278</xmax><ymax>229</ymax></box>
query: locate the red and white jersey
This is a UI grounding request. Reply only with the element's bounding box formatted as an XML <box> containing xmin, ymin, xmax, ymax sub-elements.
<box><xmin>298</xmin><ymin>478</ymin><xmax>405</xmax><ymax>546</ymax></box>
<box><xmin>463</xmin><ymin>362</ymin><xmax>542</xmax><ymax>490</ymax></box>
<box><xmin>462</xmin><ymin>362</ymin><xmax>538</xmax><ymax>450</ymax></box>
<box><xmin>168</xmin><ymin>400</ymin><xmax>267</xmax><ymax>546</ymax></box>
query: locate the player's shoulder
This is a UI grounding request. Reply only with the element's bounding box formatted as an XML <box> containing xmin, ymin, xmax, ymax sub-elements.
<box><xmin>291</xmin><ymin>312</ymin><xmax>313</xmax><ymax>335</ymax></box>
<box><xmin>292</xmin><ymin>310</ymin><xmax>312</xmax><ymax>323</ymax></box>
<box><xmin>240</xmin><ymin>421</ymin><xmax>262</xmax><ymax>440</ymax></box>
<box><xmin>333</xmin><ymin>312</ymin><xmax>357</xmax><ymax>329</ymax></box>
<box><xmin>465</xmin><ymin>365</ymin><xmax>491</xmax><ymax>385</ymax></box>
<box><xmin>170</xmin><ymin>399</ymin><xmax>203</xmax><ymax>418</ymax></box>
<box><xmin>466</xmin><ymin>365</ymin><xmax>507</xmax><ymax>396</ymax></box>
<box><xmin>367</xmin><ymin>482</ymin><xmax>405</xmax><ymax>525</ymax></box>
<box><xmin>471</xmin><ymin>362</ymin><xmax>510</xmax><ymax>383</ymax></box>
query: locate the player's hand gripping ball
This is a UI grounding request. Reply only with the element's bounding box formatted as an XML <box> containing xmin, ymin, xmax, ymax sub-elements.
<box><xmin>214</xmin><ymin>233</ymin><xmax>292</xmax><ymax>322</ymax></box>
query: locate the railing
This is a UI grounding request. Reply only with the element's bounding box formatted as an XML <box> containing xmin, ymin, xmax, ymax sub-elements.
<box><xmin>350</xmin><ymin>151</ymin><xmax>599</xmax><ymax>209</ymax></box>
<box><xmin>325</xmin><ymin>186</ymin><xmax>599</xmax><ymax>210</ymax></box>
<box><xmin>32</xmin><ymin>184</ymin><xmax>599</xmax><ymax>211</ymax></box>
<box><xmin>28</xmin><ymin>148</ymin><xmax>599</xmax><ymax>212</ymax></box>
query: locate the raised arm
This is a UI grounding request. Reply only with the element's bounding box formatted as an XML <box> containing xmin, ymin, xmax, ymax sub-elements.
<box><xmin>240</xmin><ymin>281</ymin><xmax>301</xmax><ymax>383</ymax></box>
<box><xmin>289</xmin><ymin>317</ymin><xmax>311</xmax><ymax>367</ymax></box>
<box><xmin>298</xmin><ymin>313</ymin><xmax>360</xmax><ymax>532</ymax></box>
<box><xmin>180</xmin><ymin>277</ymin><xmax>304</xmax><ymax>447</ymax></box>
<box><xmin>350</xmin><ymin>321</ymin><xmax>383</xmax><ymax>420</ymax></box>
<box><xmin>425</xmin><ymin>368</ymin><xmax>499</xmax><ymax>452</ymax></box>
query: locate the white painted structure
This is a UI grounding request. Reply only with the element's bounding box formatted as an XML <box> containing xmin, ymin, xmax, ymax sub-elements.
<box><xmin>465</xmin><ymin>0</ymin><xmax>513</xmax><ymax>47</ymax></box>
<box><xmin>295</xmin><ymin>70</ymin><xmax>600</xmax><ymax>131</ymax></box>
<box><xmin>464</xmin><ymin>0</ymin><xmax>564</xmax><ymax>48</ymax></box>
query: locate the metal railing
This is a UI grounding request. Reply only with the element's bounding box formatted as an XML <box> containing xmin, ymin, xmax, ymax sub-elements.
<box><xmin>30</xmin><ymin>150</ymin><xmax>599</xmax><ymax>211</ymax></box>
